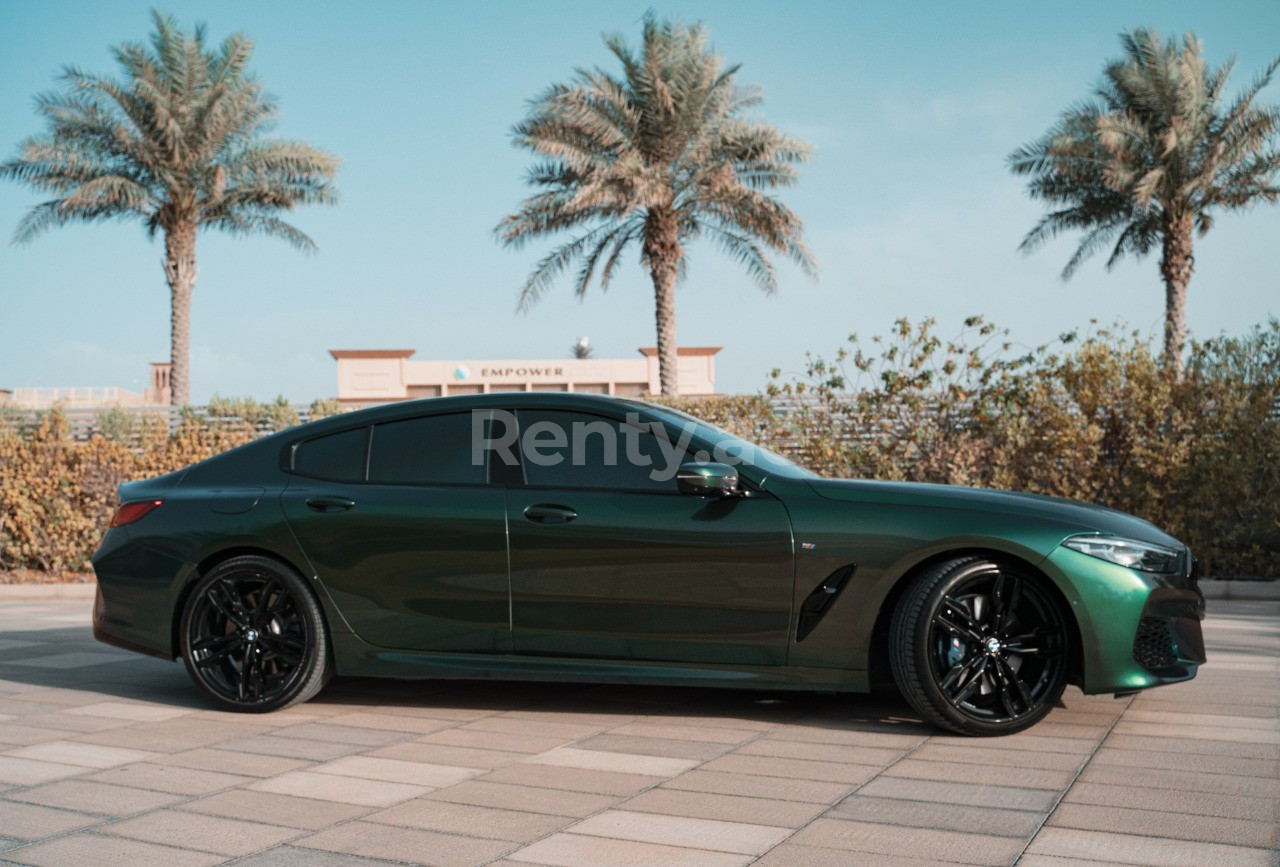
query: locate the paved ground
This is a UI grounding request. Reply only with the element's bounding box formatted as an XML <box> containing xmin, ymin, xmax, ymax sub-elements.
<box><xmin>0</xmin><ymin>598</ymin><xmax>1275</xmax><ymax>867</ymax></box>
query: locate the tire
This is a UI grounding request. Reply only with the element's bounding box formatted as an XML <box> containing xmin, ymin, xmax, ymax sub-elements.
<box><xmin>179</xmin><ymin>555</ymin><xmax>332</xmax><ymax>713</ymax></box>
<box><xmin>889</xmin><ymin>556</ymin><xmax>1070</xmax><ymax>736</ymax></box>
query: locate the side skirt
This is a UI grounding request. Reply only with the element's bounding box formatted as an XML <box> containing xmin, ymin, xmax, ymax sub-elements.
<box><xmin>332</xmin><ymin>633</ymin><xmax>869</xmax><ymax>693</ymax></box>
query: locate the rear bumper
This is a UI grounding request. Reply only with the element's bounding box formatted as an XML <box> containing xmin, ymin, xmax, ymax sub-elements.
<box><xmin>90</xmin><ymin>526</ymin><xmax>187</xmax><ymax>659</ymax></box>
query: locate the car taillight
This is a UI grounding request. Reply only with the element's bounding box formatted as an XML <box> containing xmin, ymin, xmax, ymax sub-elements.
<box><xmin>109</xmin><ymin>500</ymin><xmax>163</xmax><ymax>527</ymax></box>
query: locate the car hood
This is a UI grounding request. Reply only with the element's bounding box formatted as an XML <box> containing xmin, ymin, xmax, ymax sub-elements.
<box><xmin>806</xmin><ymin>478</ymin><xmax>1181</xmax><ymax>548</ymax></box>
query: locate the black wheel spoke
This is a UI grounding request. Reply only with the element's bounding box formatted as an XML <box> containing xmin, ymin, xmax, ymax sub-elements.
<box><xmin>925</xmin><ymin>564</ymin><xmax>1069</xmax><ymax>727</ymax></box>
<box><xmin>188</xmin><ymin>569</ymin><xmax>308</xmax><ymax>707</ymax></box>
<box><xmin>935</xmin><ymin>613</ymin><xmax>983</xmax><ymax>644</ymax></box>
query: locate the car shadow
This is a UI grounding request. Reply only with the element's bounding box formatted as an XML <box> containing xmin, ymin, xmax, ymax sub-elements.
<box><xmin>0</xmin><ymin>623</ymin><xmax>930</xmax><ymax>735</ymax></box>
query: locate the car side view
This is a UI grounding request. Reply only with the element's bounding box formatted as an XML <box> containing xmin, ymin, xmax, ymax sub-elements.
<box><xmin>92</xmin><ymin>393</ymin><xmax>1205</xmax><ymax>735</ymax></box>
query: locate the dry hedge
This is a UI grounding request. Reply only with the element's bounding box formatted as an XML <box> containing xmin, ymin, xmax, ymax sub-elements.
<box><xmin>2</xmin><ymin>321</ymin><xmax>1276</xmax><ymax>577</ymax></box>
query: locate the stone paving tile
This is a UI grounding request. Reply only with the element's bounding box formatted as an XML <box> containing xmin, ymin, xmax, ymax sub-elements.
<box><xmin>1110</xmin><ymin>719</ymin><xmax>1280</xmax><ymax>744</ymax></box>
<box><xmin>0</xmin><ymin>724</ymin><xmax>79</xmax><ymax>748</ymax></box>
<box><xmin>1102</xmin><ymin>731</ymin><xmax>1280</xmax><ymax>759</ymax></box>
<box><xmin>622</xmin><ymin>786</ymin><xmax>827</xmax><ymax>827</ymax></box>
<box><xmin>1089</xmin><ymin>744</ymin><xmax>1279</xmax><ymax>778</ymax></box>
<box><xmin>233</xmin><ymin>845</ymin><xmax>407</xmax><ymax>866</ymax></box>
<box><xmin>0</xmin><ymin>800</ymin><xmax>100</xmax><ymax>839</ymax></box>
<box><xmin>573</xmin><ymin>732</ymin><xmax>730</xmax><ymax>761</ymax></box>
<box><xmin>0</xmin><ymin>756</ymin><xmax>91</xmax><ymax>785</ymax></box>
<box><xmin>607</xmin><ymin>720</ymin><xmax>758</xmax><ymax>744</ymax></box>
<box><xmin>460</xmin><ymin>716</ymin><xmax>606</xmax><ymax>740</ymax></box>
<box><xmin>85</xmin><ymin>761</ymin><xmax>253</xmax><ymax>794</ymax></box>
<box><xmin>424</xmin><ymin>780</ymin><xmax>621</xmax><ymax>817</ymax></box>
<box><xmin>569</xmin><ymin>809</ymin><xmax>790</xmax><ymax>855</ymax></box>
<box><xmin>102</xmin><ymin>808</ymin><xmax>303</xmax><ymax>856</ymax></box>
<box><xmin>882</xmin><ymin>757</ymin><xmax>1077</xmax><ymax>790</ymax></box>
<box><xmin>213</xmin><ymin>733</ymin><xmax>369</xmax><ymax>761</ymax></box>
<box><xmin>3</xmin><ymin>832</ymin><xmax>225</xmax><ymax>866</ymax></box>
<box><xmin>63</xmin><ymin>701</ymin><xmax>191</xmax><ymax>721</ymax></box>
<box><xmin>367</xmin><ymin>797</ymin><xmax>573</xmax><ymax>842</ymax></box>
<box><xmin>6</xmin><ymin>739</ymin><xmax>159</xmax><ymax>769</ymax></box>
<box><xmin>12</xmin><ymin>711</ymin><xmax>135</xmax><ymax>734</ymax></box>
<box><xmin>5</xmin><ymin>652</ymin><xmax>129</xmax><ymax>669</ymax></box>
<box><xmin>270</xmin><ymin>722</ymin><xmax>410</xmax><ymax>746</ymax></box>
<box><xmin>1048</xmin><ymin>801</ymin><xmax>1280</xmax><ymax>849</ymax></box>
<box><xmin>319</xmin><ymin>711</ymin><xmax>456</xmax><ymax>735</ymax></box>
<box><xmin>699</xmin><ymin>753</ymin><xmax>881</xmax><ymax>785</ymax></box>
<box><xmin>480</xmin><ymin>762</ymin><xmax>663</xmax><ymax>796</ymax></box>
<box><xmin>1078</xmin><ymin>761</ymin><xmax>1280</xmax><ymax>798</ymax></box>
<box><xmin>418</xmin><ymin>727</ymin><xmax>572</xmax><ymax>754</ymax></box>
<box><xmin>179</xmin><ymin>788</ymin><xmax>370</xmax><ymax>829</ymax></box>
<box><xmin>829</xmin><ymin>794</ymin><xmax>1045</xmax><ymax>837</ymax></box>
<box><xmin>662</xmin><ymin>768</ymin><xmax>853</xmax><ymax>804</ymax></box>
<box><xmin>250</xmin><ymin>769</ymin><xmax>431</xmax><ymax>806</ymax></box>
<box><xmin>2</xmin><ymin>779</ymin><xmax>185</xmax><ymax>816</ymax></box>
<box><xmin>788</xmin><ymin>818</ymin><xmax>1026</xmax><ymax>866</ymax></box>
<box><xmin>1062</xmin><ymin>780</ymin><xmax>1280</xmax><ymax>824</ymax></box>
<box><xmin>314</xmin><ymin>754</ymin><xmax>483</xmax><ymax>787</ymax></box>
<box><xmin>854</xmin><ymin>775</ymin><xmax>1062</xmax><ymax>812</ymax></box>
<box><xmin>753</xmin><ymin>843</ymin><xmax>956</xmax><ymax>866</ymax></box>
<box><xmin>734</xmin><ymin>737</ymin><xmax>905</xmax><ymax>766</ymax></box>
<box><xmin>908</xmin><ymin>742</ymin><xmax>1086</xmax><ymax>772</ymax></box>
<box><xmin>524</xmin><ymin>745</ymin><xmax>699</xmax><ymax>777</ymax></box>
<box><xmin>368</xmin><ymin>740</ymin><xmax>527</xmax><ymax>769</ymax></box>
<box><xmin>1026</xmin><ymin>826</ymin><xmax>1276</xmax><ymax>866</ymax></box>
<box><xmin>151</xmin><ymin>746</ymin><xmax>312</xmax><ymax>777</ymax></box>
<box><xmin>295</xmin><ymin>819</ymin><xmax>515</xmax><ymax>866</ymax></box>
<box><xmin>926</xmin><ymin>732</ymin><xmax>1096</xmax><ymax>755</ymax></box>
<box><xmin>507</xmin><ymin>832</ymin><xmax>751</xmax><ymax>867</ymax></box>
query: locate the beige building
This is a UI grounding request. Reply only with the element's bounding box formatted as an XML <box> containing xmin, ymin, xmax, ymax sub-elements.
<box><xmin>2</xmin><ymin>363</ymin><xmax>172</xmax><ymax>409</ymax></box>
<box><xmin>332</xmin><ymin>347</ymin><xmax>721</xmax><ymax>405</ymax></box>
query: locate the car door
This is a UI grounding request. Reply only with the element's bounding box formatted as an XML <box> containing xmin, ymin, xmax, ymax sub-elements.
<box><xmin>281</xmin><ymin>410</ymin><xmax>511</xmax><ymax>652</ymax></box>
<box><xmin>505</xmin><ymin>408</ymin><xmax>795</xmax><ymax>666</ymax></box>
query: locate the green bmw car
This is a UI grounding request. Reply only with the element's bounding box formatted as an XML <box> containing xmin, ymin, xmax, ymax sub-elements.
<box><xmin>92</xmin><ymin>392</ymin><xmax>1204</xmax><ymax>735</ymax></box>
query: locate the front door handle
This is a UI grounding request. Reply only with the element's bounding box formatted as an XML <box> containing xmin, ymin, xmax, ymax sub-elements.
<box><xmin>524</xmin><ymin>504</ymin><xmax>577</xmax><ymax>524</ymax></box>
<box><xmin>306</xmin><ymin>496</ymin><xmax>356</xmax><ymax>513</ymax></box>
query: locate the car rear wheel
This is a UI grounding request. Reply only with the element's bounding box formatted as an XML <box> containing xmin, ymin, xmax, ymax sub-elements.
<box><xmin>890</xmin><ymin>556</ymin><xmax>1070</xmax><ymax>735</ymax></box>
<box><xmin>179</xmin><ymin>555</ymin><xmax>331</xmax><ymax>712</ymax></box>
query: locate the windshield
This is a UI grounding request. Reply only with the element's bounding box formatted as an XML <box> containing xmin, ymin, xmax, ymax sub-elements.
<box><xmin>628</xmin><ymin>400</ymin><xmax>818</xmax><ymax>480</ymax></box>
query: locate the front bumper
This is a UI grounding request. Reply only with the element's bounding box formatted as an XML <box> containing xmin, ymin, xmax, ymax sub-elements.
<box><xmin>1042</xmin><ymin>546</ymin><xmax>1205</xmax><ymax>694</ymax></box>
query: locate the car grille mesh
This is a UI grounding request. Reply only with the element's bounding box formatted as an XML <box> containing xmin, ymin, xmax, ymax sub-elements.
<box><xmin>1133</xmin><ymin>617</ymin><xmax>1177</xmax><ymax>670</ymax></box>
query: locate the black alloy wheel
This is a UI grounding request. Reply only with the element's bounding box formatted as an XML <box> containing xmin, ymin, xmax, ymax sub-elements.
<box><xmin>890</xmin><ymin>556</ymin><xmax>1070</xmax><ymax>735</ymax></box>
<box><xmin>179</xmin><ymin>555</ymin><xmax>331</xmax><ymax>712</ymax></box>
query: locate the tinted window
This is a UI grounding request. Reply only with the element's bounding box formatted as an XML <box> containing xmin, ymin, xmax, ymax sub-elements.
<box><xmin>518</xmin><ymin>410</ymin><xmax>687</xmax><ymax>492</ymax></box>
<box><xmin>368</xmin><ymin>412</ymin><xmax>486</xmax><ymax>485</ymax></box>
<box><xmin>293</xmin><ymin>427</ymin><xmax>367</xmax><ymax>481</ymax></box>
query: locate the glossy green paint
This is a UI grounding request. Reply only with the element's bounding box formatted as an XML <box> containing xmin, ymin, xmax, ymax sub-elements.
<box><xmin>93</xmin><ymin>392</ymin><xmax>1204</xmax><ymax>699</ymax></box>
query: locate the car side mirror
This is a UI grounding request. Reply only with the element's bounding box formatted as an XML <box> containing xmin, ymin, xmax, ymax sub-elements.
<box><xmin>676</xmin><ymin>462</ymin><xmax>741</xmax><ymax>497</ymax></box>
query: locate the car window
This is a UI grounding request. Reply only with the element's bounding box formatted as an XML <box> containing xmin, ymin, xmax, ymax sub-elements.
<box><xmin>368</xmin><ymin>412</ymin><xmax>486</xmax><ymax>486</ymax></box>
<box><xmin>293</xmin><ymin>427</ymin><xmax>368</xmax><ymax>482</ymax></box>
<box><xmin>517</xmin><ymin>409</ymin><xmax>687</xmax><ymax>492</ymax></box>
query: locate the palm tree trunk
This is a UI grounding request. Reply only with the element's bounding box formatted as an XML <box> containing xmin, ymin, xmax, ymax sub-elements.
<box><xmin>163</xmin><ymin>221</ymin><xmax>197</xmax><ymax>406</ymax></box>
<box><xmin>644</xmin><ymin>211</ymin><xmax>682</xmax><ymax>397</ymax></box>
<box><xmin>1159</xmin><ymin>213</ymin><xmax>1193</xmax><ymax>378</ymax></box>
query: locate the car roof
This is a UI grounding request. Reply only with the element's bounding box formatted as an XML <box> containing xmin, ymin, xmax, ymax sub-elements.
<box><xmin>293</xmin><ymin>392</ymin><xmax>673</xmax><ymax>437</ymax></box>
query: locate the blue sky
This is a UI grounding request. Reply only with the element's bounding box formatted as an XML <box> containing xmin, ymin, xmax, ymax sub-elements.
<box><xmin>2</xmin><ymin>0</ymin><xmax>1277</xmax><ymax>401</ymax></box>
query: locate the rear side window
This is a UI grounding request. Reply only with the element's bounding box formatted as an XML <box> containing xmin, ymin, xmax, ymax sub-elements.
<box><xmin>292</xmin><ymin>427</ymin><xmax>368</xmax><ymax>481</ymax></box>
<box><xmin>368</xmin><ymin>412</ymin><xmax>486</xmax><ymax>486</ymax></box>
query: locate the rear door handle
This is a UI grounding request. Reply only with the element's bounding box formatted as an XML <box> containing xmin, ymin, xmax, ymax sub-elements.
<box><xmin>523</xmin><ymin>504</ymin><xmax>577</xmax><ymax>524</ymax></box>
<box><xmin>306</xmin><ymin>496</ymin><xmax>356</xmax><ymax>513</ymax></box>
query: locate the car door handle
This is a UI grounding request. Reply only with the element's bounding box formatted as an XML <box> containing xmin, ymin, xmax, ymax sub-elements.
<box><xmin>306</xmin><ymin>496</ymin><xmax>356</xmax><ymax>513</ymax></box>
<box><xmin>523</xmin><ymin>504</ymin><xmax>577</xmax><ymax>524</ymax></box>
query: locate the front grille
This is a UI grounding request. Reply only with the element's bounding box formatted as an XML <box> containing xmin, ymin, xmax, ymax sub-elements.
<box><xmin>1134</xmin><ymin>617</ymin><xmax>1177</xmax><ymax>670</ymax></box>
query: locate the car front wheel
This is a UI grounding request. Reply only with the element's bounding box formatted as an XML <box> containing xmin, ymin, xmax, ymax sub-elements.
<box><xmin>890</xmin><ymin>556</ymin><xmax>1070</xmax><ymax>735</ymax></box>
<box><xmin>179</xmin><ymin>555</ymin><xmax>331</xmax><ymax>712</ymax></box>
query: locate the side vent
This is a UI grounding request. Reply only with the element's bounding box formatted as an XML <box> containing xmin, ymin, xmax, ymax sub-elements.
<box><xmin>796</xmin><ymin>564</ymin><xmax>857</xmax><ymax>642</ymax></box>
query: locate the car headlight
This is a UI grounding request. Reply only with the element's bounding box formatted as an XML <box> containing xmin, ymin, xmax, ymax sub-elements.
<box><xmin>1062</xmin><ymin>535</ymin><xmax>1180</xmax><ymax>574</ymax></box>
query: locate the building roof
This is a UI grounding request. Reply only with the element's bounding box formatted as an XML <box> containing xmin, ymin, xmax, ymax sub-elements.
<box><xmin>328</xmin><ymin>349</ymin><xmax>417</xmax><ymax>360</ymax></box>
<box><xmin>637</xmin><ymin>346</ymin><xmax>723</xmax><ymax>358</ymax></box>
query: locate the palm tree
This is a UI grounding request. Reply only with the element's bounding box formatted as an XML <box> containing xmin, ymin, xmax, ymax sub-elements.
<box><xmin>2</xmin><ymin>11</ymin><xmax>339</xmax><ymax>405</ymax></box>
<box><xmin>497</xmin><ymin>14</ymin><xmax>815</xmax><ymax>397</ymax></box>
<box><xmin>1009</xmin><ymin>29</ymin><xmax>1280</xmax><ymax>376</ymax></box>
